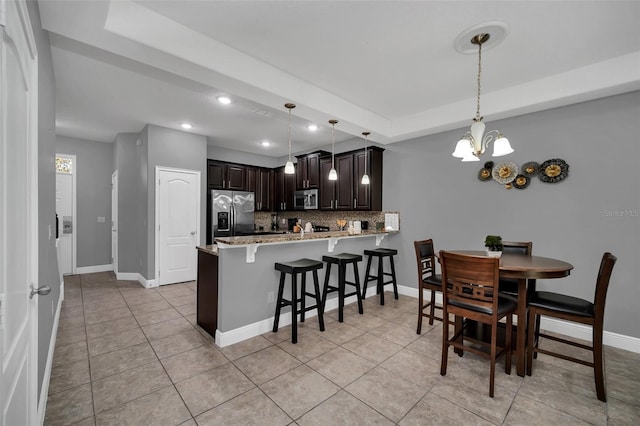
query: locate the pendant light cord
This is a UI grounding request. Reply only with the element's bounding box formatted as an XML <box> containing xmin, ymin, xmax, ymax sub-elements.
<box><xmin>363</xmin><ymin>133</ymin><xmax>368</xmax><ymax>175</ymax></box>
<box><xmin>288</xmin><ymin>108</ymin><xmax>292</xmax><ymax>162</ymax></box>
<box><xmin>331</xmin><ymin>122</ymin><xmax>335</xmax><ymax>168</ymax></box>
<box><xmin>475</xmin><ymin>36</ymin><xmax>483</xmax><ymax>121</ymax></box>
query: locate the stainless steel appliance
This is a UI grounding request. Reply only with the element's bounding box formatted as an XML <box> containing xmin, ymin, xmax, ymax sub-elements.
<box><xmin>294</xmin><ymin>189</ymin><xmax>319</xmax><ymax>210</ymax></box>
<box><xmin>212</xmin><ymin>190</ymin><xmax>255</xmax><ymax>238</ymax></box>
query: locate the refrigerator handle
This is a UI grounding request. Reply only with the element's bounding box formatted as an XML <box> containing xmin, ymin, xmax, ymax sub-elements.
<box><xmin>231</xmin><ymin>203</ymin><xmax>236</xmax><ymax>235</ymax></box>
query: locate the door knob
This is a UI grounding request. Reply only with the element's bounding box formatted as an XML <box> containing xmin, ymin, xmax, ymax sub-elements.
<box><xmin>190</xmin><ymin>231</ymin><xmax>196</xmax><ymax>235</ymax></box>
<box><xmin>30</xmin><ymin>285</ymin><xmax>51</xmax><ymax>299</ymax></box>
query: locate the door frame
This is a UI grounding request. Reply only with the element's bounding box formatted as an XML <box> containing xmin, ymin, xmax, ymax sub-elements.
<box><xmin>154</xmin><ymin>166</ymin><xmax>201</xmax><ymax>286</ymax></box>
<box><xmin>111</xmin><ymin>170</ymin><xmax>118</xmax><ymax>276</ymax></box>
<box><xmin>55</xmin><ymin>153</ymin><xmax>77</xmax><ymax>275</ymax></box>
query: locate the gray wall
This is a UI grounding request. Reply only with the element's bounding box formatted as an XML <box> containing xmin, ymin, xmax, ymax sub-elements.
<box><xmin>144</xmin><ymin>125</ymin><xmax>208</xmax><ymax>279</ymax></box>
<box><xmin>382</xmin><ymin>91</ymin><xmax>640</xmax><ymax>339</ymax></box>
<box><xmin>56</xmin><ymin>136</ymin><xmax>114</xmax><ymax>268</ymax></box>
<box><xmin>138</xmin><ymin>128</ymin><xmax>150</xmax><ymax>276</ymax></box>
<box><xmin>207</xmin><ymin>143</ymin><xmax>283</xmax><ymax>168</ymax></box>
<box><xmin>28</xmin><ymin>0</ymin><xmax>61</xmax><ymax>401</ymax></box>
<box><xmin>114</xmin><ymin>133</ymin><xmax>140</xmax><ymax>274</ymax></box>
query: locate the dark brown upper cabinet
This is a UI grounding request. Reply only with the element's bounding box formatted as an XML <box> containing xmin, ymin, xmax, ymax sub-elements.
<box><xmin>207</xmin><ymin>160</ymin><xmax>246</xmax><ymax>191</ymax></box>
<box><xmin>274</xmin><ymin>166</ymin><xmax>296</xmax><ymax>211</ymax></box>
<box><xmin>319</xmin><ymin>147</ymin><xmax>383</xmax><ymax>211</ymax></box>
<box><xmin>295</xmin><ymin>151</ymin><xmax>329</xmax><ymax>190</ymax></box>
<box><xmin>247</xmin><ymin>166</ymin><xmax>273</xmax><ymax>212</ymax></box>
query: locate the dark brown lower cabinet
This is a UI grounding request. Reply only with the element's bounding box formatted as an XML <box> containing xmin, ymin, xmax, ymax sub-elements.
<box><xmin>197</xmin><ymin>249</ymin><xmax>218</xmax><ymax>339</ymax></box>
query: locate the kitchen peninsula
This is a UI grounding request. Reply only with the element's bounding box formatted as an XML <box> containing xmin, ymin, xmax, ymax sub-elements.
<box><xmin>197</xmin><ymin>228</ymin><xmax>399</xmax><ymax>347</ymax></box>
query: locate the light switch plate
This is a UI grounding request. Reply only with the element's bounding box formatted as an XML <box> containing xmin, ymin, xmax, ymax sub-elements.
<box><xmin>97</xmin><ymin>216</ymin><xmax>106</xmax><ymax>223</ymax></box>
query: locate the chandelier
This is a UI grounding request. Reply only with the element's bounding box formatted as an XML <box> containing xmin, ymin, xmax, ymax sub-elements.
<box><xmin>452</xmin><ymin>33</ymin><xmax>513</xmax><ymax>162</ymax></box>
<box><xmin>284</xmin><ymin>103</ymin><xmax>296</xmax><ymax>174</ymax></box>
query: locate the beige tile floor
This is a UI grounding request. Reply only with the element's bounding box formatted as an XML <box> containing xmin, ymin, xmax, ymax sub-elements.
<box><xmin>45</xmin><ymin>272</ymin><xmax>640</xmax><ymax>425</ymax></box>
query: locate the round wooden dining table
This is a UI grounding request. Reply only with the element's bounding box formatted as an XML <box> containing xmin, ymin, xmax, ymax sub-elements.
<box><xmin>449</xmin><ymin>250</ymin><xmax>574</xmax><ymax>376</ymax></box>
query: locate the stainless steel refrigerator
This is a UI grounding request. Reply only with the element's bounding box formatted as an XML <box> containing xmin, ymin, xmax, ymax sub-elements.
<box><xmin>212</xmin><ymin>190</ymin><xmax>255</xmax><ymax>238</ymax></box>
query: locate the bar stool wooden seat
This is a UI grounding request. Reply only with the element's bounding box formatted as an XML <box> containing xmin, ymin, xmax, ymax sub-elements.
<box><xmin>362</xmin><ymin>248</ymin><xmax>398</xmax><ymax>305</ymax></box>
<box><xmin>273</xmin><ymin>258</ymin><xmax>325</xmax><ymax>344</ymax></box>
<box><xmin>321</xmin><ymin>253</ymin><xmax>364</xmax><ymax>322</ymax></box>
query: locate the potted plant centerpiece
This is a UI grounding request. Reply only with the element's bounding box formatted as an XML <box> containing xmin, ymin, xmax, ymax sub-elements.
<box><xmin>484</xmin><ymin>235</ymin><xmax>503</xmax><ymax>258</ymax></box>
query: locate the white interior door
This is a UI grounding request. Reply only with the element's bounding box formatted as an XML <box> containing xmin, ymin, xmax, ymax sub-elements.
<box><xmin>156</xmin><ymin>167</ymin><xmax>200</xmax><ymax>285</ymax></box>
<box><xmin>55</xmin><ymin>169</ymin><xmax>73</xmax><ymax>275</ymax></box>
<box><xmin>0</xmin><ymin>0</ymin><xmax>39</xmax><ymax>424</ymax></box>
<box><xmin>111</xmin><ymin>171</ymin><xmax>118</xmax><ymax>275</ymax></box>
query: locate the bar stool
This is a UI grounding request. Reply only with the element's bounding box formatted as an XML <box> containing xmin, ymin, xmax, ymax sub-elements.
<box><xmin>273</xmin><ymin>258</ymin><xmax>325</xmax><ymax>344</ymax></box>
<box><xmin>362</xmin><ymin>248</ymin><xmax>398</xmax><ymax>305</ymax></box>
<box><xmin>322</xmin><ymin>253</ymin><xmax>364</xmax><ymax>323</ymax></box>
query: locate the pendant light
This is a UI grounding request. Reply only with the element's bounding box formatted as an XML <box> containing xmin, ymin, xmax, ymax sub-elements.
<box><xmin>328</xmin><ymin>119</ymin><xmax>338</xmax><ymax>181</ymax></box>
<box><xmin>284</xmin><ymin>103</ymin><xmax>296</xmax><ymax>174</ymax></box>
<box><xmin>452</xmin><ymin>33</ymin><xmax>513</xmax><ymax>162</ymax></box>
<box><xmin>361</xmin><ymin>131</ymin><xmax>370</xmax><ymax>185</ymax></box>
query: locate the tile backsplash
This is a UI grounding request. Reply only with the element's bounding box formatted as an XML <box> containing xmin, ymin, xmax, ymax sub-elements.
<box><xmin>254</xmin><ymin>211</ymin><xmax>399</xmax><ymax>232</ymax></box>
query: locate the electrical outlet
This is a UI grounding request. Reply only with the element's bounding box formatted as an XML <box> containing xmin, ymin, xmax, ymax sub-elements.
<box><xmin>267</xmin><ymin>291</ymin><xmax>275</xmax><ymax>303</ymax></box>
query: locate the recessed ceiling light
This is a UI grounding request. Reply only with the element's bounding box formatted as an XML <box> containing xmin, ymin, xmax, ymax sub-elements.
<box><xmin>217</xmin><ymin>96</ymin><xmax>231</xmax><ymax>105</ymax></box>
<box><xmin>307</xmin><ymin>124</ymin><xmax>319</xmax><ymax>131</ymax></box>
<box><xmin>180</xmin><ymin>123</ymin><xmax>192</xmax><ymax>130</ymax></box>
<box><xmin>261</xmin><ymin>140</ymin><xmax>271</xmax><ymax>147</ymax></box>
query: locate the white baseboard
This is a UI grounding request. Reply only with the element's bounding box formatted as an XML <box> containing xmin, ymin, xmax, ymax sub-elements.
<box><xmin>114</xmin><ymin>271</ymin><xmax>157</xmax><ymax>289</ymax></box>
<box><xmin>142</xmin><ymin>277</ymin><xmax>158</xmax><ymax>288</ymax></box>
<box><xmin>75</xmin><ymin>267</ymin><xmax>157</xmax><ymax>289</ymax></box>
<box><xmin>216</xmin><ymin>293</ymin><xmax>361</xmax><ymax>347</ymax></box>
<box><xmin>75</xmin><ymin>264</ymin><xmax>112</xmax><ymax>274</ymax></box>
<box><xmin>115</xmin><ymin>272</ymin><xmax>139</xmax><ymax>281</ymax></box>
<box><xmin>38</xmin><ymin>283</ymin><xmax>63</xmax><ymax>425</ymax></box>
<box><xmin>540</xmin><ymin>317</ymin><xmax>640</xmax><ymax>353</ymax></box>
<box><xmin>215</xmin><ymin>283</ymin><xmax>640</xmax><ymax>354</ymax></box>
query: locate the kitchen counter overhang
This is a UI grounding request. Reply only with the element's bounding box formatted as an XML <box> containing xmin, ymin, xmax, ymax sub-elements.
<box><xmin>215</xmin><ymin>230</ymin><xmax>395</xmax><ymax>263</ymax></box>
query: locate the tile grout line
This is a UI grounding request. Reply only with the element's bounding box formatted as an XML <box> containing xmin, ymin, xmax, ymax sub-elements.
<box><xmin>50</xmin><ymin>278</ymin><xmax>635</xmax><ymax>425</ymax></box>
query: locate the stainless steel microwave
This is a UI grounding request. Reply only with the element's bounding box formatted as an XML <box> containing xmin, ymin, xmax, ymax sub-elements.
<box><xmin>294</xmin><ymin>189</ymin><xmax>318</xmax><ymax>210</ymax></box>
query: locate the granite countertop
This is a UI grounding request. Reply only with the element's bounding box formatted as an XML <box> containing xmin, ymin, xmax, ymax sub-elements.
<box><xmin>197</xmin><ymin>245</ymin><xmax>218</xmax><ymax>255</ymax></box>
<box><xmin>214</xmin><ymin>229</ymin><xmax>396</xmax><ymax>246</ymax></box>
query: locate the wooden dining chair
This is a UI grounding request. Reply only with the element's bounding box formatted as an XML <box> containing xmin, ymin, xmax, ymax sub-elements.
<box><xmin>499</xmin><ymin>241</ymin><xmax>534</xmax><ymax>299</ymax></box>
<box><xmin>414</xmin><ymin>239</ymin><xmax>442</xmax><ymax>334</ymax></box>
<box><xmin>526</xmin><ymin>252</ymin><xmax>617</xmax><ymax>402</ymax></box>
<box><xmin>439</xmin><ymin>251</ymin><xmax>516</xmax><ymax>397</ymax></box>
